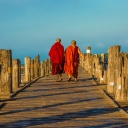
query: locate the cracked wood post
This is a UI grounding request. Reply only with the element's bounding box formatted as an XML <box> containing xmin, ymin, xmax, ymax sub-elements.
<box><xmin>45</xmin><ymin>59</ymin><xmax>49</xmax><ymax>76</ymax></box>
<box><xmin>25</xmin><ymin>57</ymin><xmax>31</xmax><ymax>82</ymax></box>
<box><xmin>18</xmin><ymin>60</ymin><xmax>21</xmax><ymax>85</ymax></box>
<box><xmin>83</xmin><ymin>54</ymin><xmax>87</xmax><ymax>70</ymax></box>
<box><xmin>0</xmin><ymin>49</ymin><xmax>12</xmax><ymax>99</ymax></box>
<box><xmin>103</xmin><ymin>70</ymin><xmax>107</xmax><ymax>84</ymax></box>
<box><xmin>94</xmin><ymin>55</ymin><xmax>100</xmax><ymax>79</ymax></box>
<box><xmin>101</xmin><ymin>53</ymin><xmax>105</xmax><ymax>63</ymax></box>
<box><xmin>21</xmin><ymin>64</ymin><xmax>25</xmax><ymax>83</ymax></box>
<box><xmin>12</xmin><ymin>59</ymin><xmax>20</xmax><ymax>92</ymax></box>
<box><xmin>34</xmin><ymin>55</ymin><xmax>40</xmax><ymax>78</ymax></box>
<box><xmin>47</xmin><ymin>58</ymin><xmax>50</xmax><ymax>75</ymax></box>
<box><xmin>107</xmin><ymin>45</ymin><xmax>120</xmax><ymax>94</ymax></box>
<box><xmin>41</xmin><ymin>61</ymin><xmax>45</xmax><ymax>77</ymax></box>
<box><xmin>87</xmin><ymin>54</ymin><xmax>92</xmax><ymax>74</ymax></box>
<box><xmin>31</xmin><ymin>60</ymin><xmax>34</xmax><ymax>80</ymax></box>
<box><xmin>115</xmin><ymin>53</ymin><xmax>127</xmax><ymax>101</ymax></box>
<box><xmin>92</xmin><ymin>55</ymin><xmax>96</xmax><ymax>79</ymax></box>
<box><xmin>98</xmin><ymin>64</ymin><xmax>103</xmax><ymax>83</ymax></box>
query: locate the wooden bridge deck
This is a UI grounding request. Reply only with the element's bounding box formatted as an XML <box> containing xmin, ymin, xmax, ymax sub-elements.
<box><xmin>0</xmin><ymin>67</ymin><xmax>128</xmax><ymax>128</ymax></box>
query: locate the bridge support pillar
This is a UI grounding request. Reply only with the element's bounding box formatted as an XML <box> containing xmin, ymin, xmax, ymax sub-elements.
<box><xmin>12</xmin><ymin>59</ymin><xmax>20</xmax><ymax>92</ymax></box>
<box><xmin>41</xmin><ymin>61</ymin><xmax>45</xmax><ymax>77</ymax></box>
<box><xmin>0</xmin><ymin>49</ymin><xmax>12</xmax><ymax>99</ymax></box>
<box><xmin>25</xmin><ymin>57</ymin><xmax>31</xmax><ymax>82</ymax></box>
<box><xmin>31</xmin><ymin>60</ymin><xmax>34</xmax><ymax>80</ymax></box>
<box><xmin>34</xmin><ymin>55</ymin><xmax>40</xmax><ymax>78</ymax></box>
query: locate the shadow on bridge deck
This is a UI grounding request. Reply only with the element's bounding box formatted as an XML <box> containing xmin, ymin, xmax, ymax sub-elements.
<box><xmin>0</xmin><ymin>67</ymin><xmax>128</xmax><ymax>128</ymax></box>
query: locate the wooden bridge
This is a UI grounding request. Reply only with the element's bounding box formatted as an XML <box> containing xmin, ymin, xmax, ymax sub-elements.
<box><xmin>0</xmin><ymin>66</ymin><xmax>128</xmax><ymax>128</ymax></box>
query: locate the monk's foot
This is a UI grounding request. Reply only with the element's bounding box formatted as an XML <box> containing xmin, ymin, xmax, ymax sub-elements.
<box><xmin>68</xmin><ymin>77</ymin><xmax>71</xmax><ymax>82</ymax></box>
<box><xmin>74</xmin><ymin>78</ymin><xmax>78</xmax><ymax>82</ymax></box>
<box><xmin>56</xmin><ymin>78</ymin><xmax>63</xmax><ymax>82</ymax></box>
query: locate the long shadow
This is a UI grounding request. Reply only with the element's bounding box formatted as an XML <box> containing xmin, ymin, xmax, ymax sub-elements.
<box><xmin>21</xmin><ymin>85</ymin><xmax>91</xmax><ymax>92</ymax></box>
<box><xmin>82</xmin><ymin>122</ymin><xmax>128</xmax><ymax>128</ymax></box>
<box><xmin>4</xmin><ymin>89</ymin><xmax>89</xmax><ymax>102</ymax></box>
<box><xmin>0</xmin><ymin>97</ymin><xmax>102</xmax><ymax>115</ymax></box>
<box><xmin>0</xmin><ymin>84</ymin><xmax>93</xmax><ymax>102</ymax></box>
<box><xmin>1</xmin><ymin>108</ymin><xmax>127</xmax><ymax>128</ymax></box>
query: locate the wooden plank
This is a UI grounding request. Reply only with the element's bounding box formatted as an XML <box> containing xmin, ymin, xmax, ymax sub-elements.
<box><xmin>0</xmin><ymin>67</ymin><xmax>128</xmax><ymax>127</ymax></box>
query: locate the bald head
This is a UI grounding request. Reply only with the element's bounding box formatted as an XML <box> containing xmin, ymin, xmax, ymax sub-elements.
<box><xmin>56</xmin><ymin>38</ymin><xmax>61</xmax><ymax>42</ymax></box>
<box><xmin>71</xmin><ymin>40</ymin><xmax>76</xmax><ymax>46</ymax></box>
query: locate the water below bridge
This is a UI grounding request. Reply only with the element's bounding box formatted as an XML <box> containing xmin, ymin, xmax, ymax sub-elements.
<box><xmin>0</xmin><ymin>67</ymin><xmax>128</xmax><ymax>128</ymax></box>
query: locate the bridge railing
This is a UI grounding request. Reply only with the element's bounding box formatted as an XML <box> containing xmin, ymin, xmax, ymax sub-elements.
<box><xmin>80</xmin><ymin>45</ymin><xmax>128</xmax><ymax>102</ymax></box>
<box><xmin>0</xmin><ymin>50</ymin><xmax>51</xmax><ymax>100</ymax></box>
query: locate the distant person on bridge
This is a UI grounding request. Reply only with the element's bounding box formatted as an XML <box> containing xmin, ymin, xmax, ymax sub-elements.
<box><xmin>48</xmin><ymin>38</ymin><xmax>65</xmax><ymax>82</ymax></box>
<box><xmin>64</xmin><ymin>40</ymin><xmax>85</xmax><ymax>82</ymax></box>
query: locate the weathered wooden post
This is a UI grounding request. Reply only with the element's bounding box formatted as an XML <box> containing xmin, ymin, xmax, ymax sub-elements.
<box><xmin>18</xmin><ymin>60</ymin><xmax>21</xmax><ymax>85</ymax></box>
<box><xmin>94</xmin><ymin>55</ymin><xmax>100</xmax><ymax>79</ymax></box>
<box><xmin>88</xmin><ymin>54</ymin><xmax>93</xmax><ymax>75</ymax></box>
<box><xmin>21</xmin><ymin>64</ymin><xmax>25</xmax><ymax>83</ymax></box>
<box><xmin>115</xmin><ymin>53</ymin><xmax>127</xmax><ymax>101</ymax></box>
<box><xmin>31</xmin><ymin>60</ymin><xmax>34</xmax><ymax>80</ymax></box>
<box><xmin>47</xmin><ymin>58</ymin><xmax>50</xmax><ymax>74</ymax></box>
<box><xmin>83</xmin><ymin>54</ymin><xmax>87</xmax><ymax>70</ymax></box>
<box><xmin>34</xmin><ymin>55</ymin><xmax>40</xmax><ymax>78</ymax></box>
<box><xmin>107</xmin><ymin>45</ymin><xmax>120</xmax><ymax>94</ymax></box>
<box><xmin>25</xmin><ymin>57</ymin><xmax>31</xmax><ymax>82</ymax></box>
<box><xmin>45</xmin><ymin>59</ymin><xmax>49</xmax><ymax>76</ymax></box>
<box><xmin>98</xmin><ymin>64</ymin><xmax>103</xmax><ymax>83</ymax></box>
<box><xmin>41</xmin><ymin>61</ymin><xmax>45</xmax><ymax>77</ymax></box>
<box><xmin>103</xmin><ymin>70</ymin><xmax>107</xmax><ymax>84</ymax></box>
<box><xmin>12</xmin><ymin>59</ymin><xmax>20</xmax><ymax>92</ymax></box>
<box><xmin>0</xmin><ymin>49</ymin><xmax>12</xmax><ymax>99</ymax></box>
<box><xmin>101</xmin><ymin>53</ymin><xmax>105</xmax><ymax>63</ymax></box>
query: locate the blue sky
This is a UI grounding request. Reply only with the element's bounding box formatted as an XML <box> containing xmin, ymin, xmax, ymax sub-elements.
<box><xmin>0</xmin><ymin>0</ymin><xmax>128</xmax><ymax>64</ymax></box>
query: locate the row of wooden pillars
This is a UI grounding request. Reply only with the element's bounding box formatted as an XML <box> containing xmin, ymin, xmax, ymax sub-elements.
<box><xmin>0</xmin><ymin>49</ymin><xmax>51</xmax><ymax>99</ymax></box>
<box><xmin>80</xmin><ymin>45</ymin><xmax>128</xmax><ymax>102</ymax></box>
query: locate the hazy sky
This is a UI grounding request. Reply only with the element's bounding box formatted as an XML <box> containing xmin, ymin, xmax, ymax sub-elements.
<box><xmin>0</xmin><ymin>0</ymin><xmax>128</xmax><ymax>63</ymax></box>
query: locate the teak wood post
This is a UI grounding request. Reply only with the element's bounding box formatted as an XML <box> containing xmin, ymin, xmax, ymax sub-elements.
<box><xmin>0</xmin><ymin>49</ymin><xmax>12</xmax><ymax>99</ymax></box>
<box><xmin>107</xmin><ymin>45</ymin><xmax>120</xmax><ymax>94</ymax></box>
<box><xmin>83</xmin><ymin>54</ymin><xmax>87</xmax><ymax>70</ymax></box>
<box><xmin>47</xmin><ymin>58</ymin><xmax>50</xmax><ymax>75</ymax></box>
<box><xmin>31</xmin><ymin>60</ymin><xmax>34</xmax><ymax>80</ymax></box>
<box><xmin>18</xmin><ymin>60</ymin><xmax>21</xmax><ymax>85</ymax></box>
<box><xmin>121</xmin><ymin>53</ymin><xmax>127</xmax><ymax>101</ymax></box>
<box><xmin>94</xmin><ymin>55</ymin><xmax>100</xmax><ymax>79</ymax></box>
<box><xmin>45</xmin><ymin>59</ymin><xmax>49</xmax><ymax>76</ymax></box>
<box><xmin>12</xmin><ymin>59</ymin><xmax>20</xmax><ymax>92</ymax></box>
<box><xmin>101</xmin><ymin>53</ymin><xmax>105</xmax><ymax>63</ymax></box>
<box><xmin>103</xmin><ymin>70</ymin><xmax>107</xmax><ymax>84</ymax></box>
<box><xmin>25</xmin><ymin>57</ymin><xmax>31</xmax><ymax>82</ymax></box>
<box><xmin>34</xmin><ymin>55</ymin><xmax>40</xmax><ymax>78</ymax></box>
<box><xmin>98</xmin><ymin>64</ymin><xmax>104</xmax><ymax>83</ymax></box>
<box><xmin>115</xmin><ymin>53</ymin><xmax>127</xmax><ymax>101</ymax></box>
<box><xmin>41</xmin><ymin>61</ymin><xmax>45</xmax><ymax>77</ymax></box>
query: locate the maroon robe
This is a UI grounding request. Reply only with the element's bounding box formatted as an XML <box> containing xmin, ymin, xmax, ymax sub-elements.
<box><xmin>48</xmin><ymin>42</ymin><xmax>64</xmax><ymax>75</ymax></box>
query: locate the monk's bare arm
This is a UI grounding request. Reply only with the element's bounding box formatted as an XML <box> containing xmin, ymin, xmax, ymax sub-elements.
<box><xmin>78</xmin><ymin>48</ymin><xmax>85</xmax><ymax>59</ymax></box>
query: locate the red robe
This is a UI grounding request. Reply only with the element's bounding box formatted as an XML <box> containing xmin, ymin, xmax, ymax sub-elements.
<box><xmin>48</xmin><ymin>42</ymin><xmax>64</xmax><ymax>75</ymax></box>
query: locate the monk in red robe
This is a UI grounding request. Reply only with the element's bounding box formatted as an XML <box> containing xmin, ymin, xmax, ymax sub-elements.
<box><xmin>48</xmin><ymin>38</ymin><xmax>65</xmax><ymax>81</ymax></box>
<box><xmin>64</xmin><ymin>40</ymin><xmax>85</xmax><ymax>82</ymax></box>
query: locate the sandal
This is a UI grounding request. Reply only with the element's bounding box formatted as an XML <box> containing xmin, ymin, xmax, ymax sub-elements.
<box><xmin>56</xmin><ymin>78</ymin><xmax>63</xmax><ymax>82</ymax></box>
<box><xmin>68</xmin><ymin>77</ymin><xmax>71</xmax><ymax>82</ymax></box>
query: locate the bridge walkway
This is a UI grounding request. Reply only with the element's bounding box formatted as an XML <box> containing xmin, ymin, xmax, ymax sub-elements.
<box><xmin>0</xmin><ymin>67</ymin><xmax>128</xmax><ymax>128</ymax></box>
